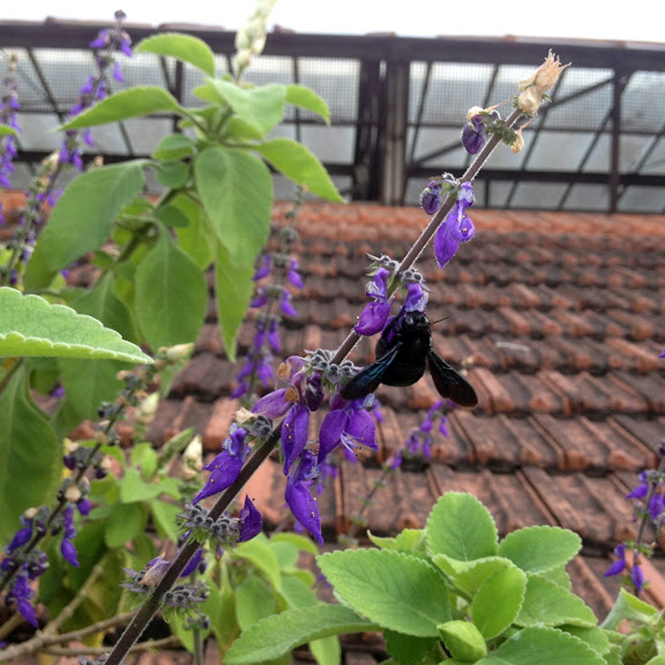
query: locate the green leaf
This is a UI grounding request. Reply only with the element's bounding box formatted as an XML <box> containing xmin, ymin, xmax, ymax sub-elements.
<box><xmin>269</xmin><ymin>540</ymin><xmax>299</xmax><ymax>568</ymax></box>
<box><xmin>286</xmin><ymin>84</ymin><xmax>330</xmax><ymax>123</ymax></box>
<box><xmin>516</xmin><ymin>575</ymin><xmax>597</xmax><ymax>628</ymax></box>
<box><xmin>207</xmin><ymin>80</ymin><xmax>286</xmax><ymax>138</ymax></box>
<box><xmin>131</xmin><ymin>442</ymin><xmax>158</xmax><ymax>478</ymax></box>
<box><xmin>279</xmin><ymin>575</ymin><xmax>318</xmax><ymax>609</ymax></box>
<box><xmin>134</xmin><ymin>227</ymin><xmax>208</xmax><ymax>350</ymax></box>
<box><xmin>155</xmin><ymin>204</ymin><xmax>189</xmax><ymax>228</ymax></box>
<box><xmin>235</xmin><ymin>539</ymin><xmax>283</xmax><ymax>592</ymax></box>
<box><xmin>135</xmin><ymin>33</ymin><xmax>216</xmax><ymax>76</ymax></box>
<box><xmin>601</xmin><ymin>587</ymin><xmax>658</xmax><ymax>630</ymax></box>
<box><xmin>225</xmin><ymin>605</ymin><xmax>376</xmax><ymax>664</ymax></box>
<box><xmin>433</xmin><ymin>555</ymin><xmax>513</xmax><ymax>597</ymax></box>
<box><xmin>152</xmin><ymin>133</ymin><xmax>196</xmax><ymax>160</ymax></box>
<box><xmin>384</xmin><ymin>630</ymin><xmax>441</xmax><ymax>665</ymax></box>
<box><xmin>477</xmin><ymin>626</ymin><xmax>605</xmax><ymax>665</ymax></box>
<box><xmin>368</xmin><ymin>528</ymin><xmax>427</xmax><ymax>554</ymax></box>
<box><xmin>471</xmin><ymin>565</ymin><xmax>527</xmax><ymax>639</ymax></box>
<box><xmin>236</xmin><ymin>576</ymin><xmax>277</xmax><ymax>630</ymax></box>
<box><xmin>60</xmin><ymin>87</ymin><xmax>182</xmax><ymax>130</ymax></box>
<box><xmin>270</xmin><ymin>532</ymin><xmax>320</xmax><ymax>555</ymax></box>
<box><xmin>498</xmin><ymin>526</ymin><xmax>581</xmax><ymax>573</ymax></box>
<box><xmin>0</xmin><ymin>366</ymin><xmax>61</xmax><ymax>545</ymax></box>
<box><xmin>215</xmin><ymin>240</ymin><xmax>255</xmax><ymax>362</ymax></box>
<box><xmin>255</xmin><ymin>138</ymin><xmax>343</xmax><ymax>202</ymax></box>
<box><xmin>0</xmin><ymin>288</ymin><xmax>151</xmax><ymax>363</ymax></box>
<box><xmin>0</xmin><ymin>125</ymin><xmax>18</xmax><ymax>137</ymax></box>
<box><xmin>427</xmin><ymin>492</ymin><xmax>498</xmax><ymax>561</ymax></box>
<box><xmin>438</xmin><ymin>620</ymin><xmax>488</xmax><ymax>661</ymax></box>
<box><xmin>195</xmin><ymin>147</ymin><xmax>272</xmax><ymax>266</ymax></box>
<box><xmin>156</xmin><ymin>160</ymin><xmax>190</xmax><ymax>189</ymax></box>
<box><xmin>204</xmin><ymin>563</ymin><xmax>239</xmax><ymax>654</ymax></box>
<box><xmin>171</xmin><ymin>195</ymin><xmax>215</xmax><ymax>269</ymax></box>
<box><xmin>119</xmin><ymin>467</ymin><xmax>180</xmax><ymax>503</ymax></box>
<box><xmin>150</xmin><ymin>499</ymin><xmax>181</xmax><ymax>543</ymax></box>
<box><xmin>105</xmin><ymin>501</ymin><xmax>147</xmax><ymax>547</ymax></box>
<box><xmin>317</xmin><ymin>549</ymin><xmax>451</xmax><ymax>637</ymax></box>
<box><xmin>561</xmin><ymin>626</ymin><xmax>611</xmax><ymax>655</ymax></box>
<box><xmin>25</xmin><ymin>161</ymin><xmax>146</xmax><ymax>289</ymax></box>
<box><xmin>310</xmin><ymin>636</ymin><xmax>341</xmax><ymax>665</ymax></box>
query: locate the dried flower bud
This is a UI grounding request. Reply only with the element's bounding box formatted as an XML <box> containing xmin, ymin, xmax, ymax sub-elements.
<box><xmin>65</xmin><ymin>484</ymin><xmax>82</xmax><ymax>503</ymax></box>
<box><xmin>182</xmin><ymin>435</ymin><xmax>203</xmax><ymax>480</ymax></box>
<box><xmin>510</xmin><ymin>128</ymin><xmax>525</xmax><ymax>154</ymax></box>
<box><xmin>517</xmin><ymin>50</ymin><xmax>570</xmax><ymax>115</ymax></box>
<box><xmin>235</xmin><ymin>407</ymin><xmax>255</xmax><ymax>425</ymax></box>
<box><xmin>137</xmin><ymin>392</ymin><xmax>159</xmax><ymax>424</ymax></box>
<box><xmin>165</xmin><ymin>343</ymin><xmax>194</xmax><ymax>363</ymax></box>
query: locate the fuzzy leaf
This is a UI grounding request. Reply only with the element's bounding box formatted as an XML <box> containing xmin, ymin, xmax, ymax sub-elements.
<box><xmin>254</xmin><ymin>138</ymin><xmax>343</xmax><ymax>202</ymax></box>
<box><xmin>317</xmin><ymin>549</ymin><xmax>451</xmax><ymax>636</ymax></box>
<box><xmin>498</xmin><ymin>526</ymin><xmax>581</xmax><ymax>573</ymax></box>
<box><xmin>135</xmin><ymin>33</ymin><xmax>216</xmax><ymax>76</ymax></box>
<box><xmin>60</xmin><ymin>87</ymin><xmax>182</xmax><ymax>129</ymax></box>
<box><xmin>225</xmin><ymin>605</ymin><xmax>375</xmax><ymax>664</ymax></box>
<box><xmin>0</xmin><ymin>288</ymin><xmax>150</xmax><ymax>363</ymax></box>
<box><xmin>0</xmin><ymin>366</ymin><xmax>61</xmax><ymax>545</ymax></box>
<box><xmin>286</xmin><ymin>84</ymin><xmax>330</xmax><ymax>123</ymax></box>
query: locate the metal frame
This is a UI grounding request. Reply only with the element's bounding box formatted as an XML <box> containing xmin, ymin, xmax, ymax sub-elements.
<box><xmin>2</xmin><ymin>21</ymin><xmax>665</xmax><ymax>212</ymax></box>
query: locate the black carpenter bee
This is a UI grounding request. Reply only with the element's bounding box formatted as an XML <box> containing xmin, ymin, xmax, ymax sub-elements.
<box><xmin>341</xmin><ymin>309</ymin><xmax>478</xmax><ymax>408</ymax></box>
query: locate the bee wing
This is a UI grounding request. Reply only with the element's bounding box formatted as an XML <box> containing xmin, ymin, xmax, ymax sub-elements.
<box><xmin>427</xmin><ymin>351</ymin><xmax>478</xmax><ymax>408</ymax></box>
<box><xmin>341</xmin><ymin>343</ymin><xmax>401</xmax><ymax>400</ymax></box>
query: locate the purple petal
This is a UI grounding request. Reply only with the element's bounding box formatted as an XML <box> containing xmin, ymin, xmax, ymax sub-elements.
<box><xmin>180</xmin><ymin>547</ymin><xmax>203</xmax><ymax>577</ymax></box>
<box><xmin>239</xmin><ymin>496</ymin><xmax>263</xmax><ymax>542</ymax></box>
<box><xmin>77</xmin><ymin>498</ymin><xmax>91</xmax><ymax>516</ymax></box>
<box><xmin>113</xmin><ymin>61</ymin><xmax>124</xmax><ymax>83</ymax></box>
<box><xmin>252</xmin><ymin>388</ymin><xmax>290</xmax><ymax>418</ymax></box>
<box><xmin>18</xmin><ymin>598</ymin><xmax>38</xmax><ymax>627</ymax></box>
<box><xmin>403</xmin><ymin>282</ymin><xmax>428</xmax><ymax>312</ymax></box>
<box><xmin>632</xmin><ymin>564</ymin><xmax>645</xmax><ymax>592</ymax></box>
<box><xmin>285</xmin><ymin>482</ymin><xmax>323</xmax><ymax>545</ymax></box>
<box><xmin>282</xmin><ymin>404</ymin><xmax>310</xmax><ymax>473</ymax></box>
<box><xmin>345</xmin><ymin>409</ymin><xmax>377</xmax><ymax>451</ymax></box>
<box><xmin>434</xmin><ymin>221</ymin><xmax>459</xmax><ymax>268</ymax></box>
<box><xmin>268</xmin><ymin>320</ymin><xmax>281</xmax><ymax>353</ymax></box>
<box><xmin>194</xmin><ymin>455</ymin><xmax>244</xmax><ymax>503</ymax></box>
<box><xmin>355</xmin><ymin>301</ymin><xmax>391</xmax><ymax>336</ymax></box>
<box><xmin>626</xmin><ymin>483</ymin><xmax>649</xmax><ymax>499</ymax></box>
<box><xmin>450</xmin><ymin>213</ymin><xmax>476</xmax><ymax>244</ymax></box>
<box><xmin>61</xmin><ymin>539</ymin><xmax>80</xmax><ymax>567</ymax></box>
<box><xmin>461</xmin><ymin>117</ymin><xmax>486</xmax><ymax>154</ymax></box>
<box><xmin>7</xmin><ymin>525</ymin><xmax>33</xmax><ymax>552</ymax></box>
<box><xmin>280</xmin><ymin>291</ymin><xmax>298</xmax><ymax>317</ymax></box>
<box><xmin>604</xmin><ymin>559</ymin><xmax>626</xmax><ymax>577</ymax></box>
<box><xmin>318</xmin><ymin>409</ymin><xmax>347</xmax><ymax>462</ymax></box>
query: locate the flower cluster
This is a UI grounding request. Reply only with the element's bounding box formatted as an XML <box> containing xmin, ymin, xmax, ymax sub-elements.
<box><xmin>388</xmin><ymin>400</ymin><xmax>451</xmax><ymax>469</ymax></box>
<box><xmin>0</xmin><ymin>53</ymin><xmax>21</xmax><ymax>224</ymax></box>
<box><xmin>59</xmin><ymin>11</ymin><xmax>132</xmax><ymax>170</ymax></box>
<box><xmin>234</xmin><ymin>0</ymin><xmax>278</xmax><ymax>72</ymax></box>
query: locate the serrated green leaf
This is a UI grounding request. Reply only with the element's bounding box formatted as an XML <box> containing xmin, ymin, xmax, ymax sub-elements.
<box><xmin>150</xmin><ymin>499</ymin><xmax>181</xmax><ymax>544</ymax></box>
<box><xmin>255</xmin><ymin>138</ymin><xmax>343</xmax><ymax>202</ymax></box>
<box><xmin>286</xmin><ymin>84</ymin><xmax>330</xmax><ymax>123</ymax></box>
<box><xmin>477</xmin><ymin>626</ymin><xmax>605</xmax><ymax>665</ymax></box>
<box><xmin>119</xmin><ymin>467</ymin><xmax>180</xmax><ymax>503</ymax></box>
<box><xmin>516</xmin><ymin>575</ymin><xmax>596</xmax><ymax>628</ymax></box>
<box><xmin>368</xmin><ymin>528</ymin><xmax>426</xmax><ymax>554</ymax></box>
<box><xmin>195</xmin><ymin>146</ymin><xmax>272</xmax><ymax>267</ymax></box>
<box><xmin>433</xmin><ymin>555</ymin><xmax>514</xmax><ymax>597</ymax></box>
<box><xmin>601</xmin><ymin>587</ymin><xmax>659</xmax><ymax>630</ymax></box>
<box><xmin>135</xmin><ymin>33</ymin><xmax>216</xmax><ymax>76</ymax></box>
<box><xmin>156</xmin><ymin>160</ymin><xmax>190</xmax><ymax>189</ymax></box>
<box><xmin>439</xmin><ymin>620</ymin><xmax>488</xmax><ymax>661</ymax></box>
<box><xmin>235</xmin><ymin>539</ymin><xmax>283</xmax><ymax>592</ymax></box>
<box><xmin>105</xmin><ymin>501</ymin><xmax>147</xmax><ymax>547</ymax></box>
<box><xmin>279</xmin><ymin>575</ymin><xmax>318</xmax><ymax>609</ymax></box>
<box><xmin>0</xmin><ymin>288</ymin><xmax>150</xmax><ymax>363</ymax></box>
<box><xmin>236</xmin><ymin>576</ymin><xmax>277</xmax><ymax>630</ymax></box>
<box><xmin>131</xmin><ymin>443</ymin><xmax>158</xmax><ymax>478</ymax></box>
<box><xmin>207</xmin><ymin>80</ymin><xmax>286</xmax><ymax>137</ymax></box>
<box><xmin>317</xmin><ymin>549</ymin><xmax>451</xmax><ymax>637</ymax></box>
<box><xmin>384</xmin><ymin>630</ymin><xmax>441</xmax><ymax>665</ymax></box>
<box><xmin>60</xmin><ymin>87</ymin><xmax>182</xmax><ymax>130</ymax></box>
<box><xmin>170</xmin><ymin>195</ymin><xmax>215</xmax><ymax>269</ymax></box>
<box><xmin>498</xmin><ymin>526</ymin><xmax>581</xmax><ymax>573</ymax></box>
<box><xmin>0</xmin><ymin>366</ymin><xmax>61</xmax><ymax>545</ymax></box>
<box><xmin>153</xmin><ymin>133</ymin><xmax>196</xmax><ymax>160</ymax></box>
<box><xmin>471</xmin><ymin>564</ymin><xmax>527</xmax><ymax>639</ymax></box>
<box><xmin>215</xmin><ymin>240</ymin><xmax>254</xmax><ymax>362</ymax></box>
<box><xmin>134</xmin><ymin>227</ymin><xmax>208</xmax><ymax>350</ymax></box>
<box><xmin>270</xmin><ymin>532</ymin><xmax>320</xmax><ymax>555</ymax></box>
<box><xmin>561</xmin><ymin>625</ymin><xmax>611</xmax><ymax>655</ymax></box>
<box><xmin>25</xmin><ymin>162</ymin><xmax>146</xmax><ymax>289</ymax></box>
<box><xmin>204</xmin><ymin>562</ymin><xmax>239</xmax><ymax>654</ymax></box>
<box><xmin>225</xmin><ymin>604</ymin><xmax>376</xmax><ymax>664</ymax></box>
<box><xmin>269</xmin><ymin>540</ymin><xmax>299</xmax><ymax>568</ymax></box>
<box><xmin>427</xmin><ymin>492</ymin><xmax>498</xmax><ymax>560</ymax></box>
<box><xmin>310</xmin><ymin>635</ymin><xmax>341</xmax><ymax>665</ymax></box>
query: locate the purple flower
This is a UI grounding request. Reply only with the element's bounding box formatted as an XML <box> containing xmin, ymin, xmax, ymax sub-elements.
<box><xmin>10</xmin><ymin>575</ymin><xmax>38</xmax><ymax>627</ymax></box>
<box><xmin>282</xmin><ymin>402</ymin><xmax>310</xmax><ymax>473</ymax></box>
<box><xmin>304</xmin><ymin>372</ymin><xmax>325</xmax><ymax>412</ymax></box>
<box><xmin>89</xmin><ymin>29</ymin><xmax>110</xmax><ymax>49</ymax></box>
<box><xmin>632</xmin><ymin>563</ymin><xmax>645</xmax><ymax>592</ymax></box>
<box><xmin>252</xmin><ymin>388</ymin><xmax>291</xmax><ymax>418</ymax></box>
<box><xmin>604</xmin><ymin>543</ymin><xmax>627</xmax><ymax>577</ymax></box>
<box><xmin>250</xmin><ymin>288</ymin><xmax>269</xmax><ymax>308</ymax></box>
<box><xmin>403</xmin><ymin>282</ymin><xmax>428</xmax><ymax>313</ymax></box>
<box><xmin>268</xmin><ymin>319</ymin><xmax>281</xmax><ymax>353</ymax></box>
<box><xmin>434</xmin><ymin>182</ymin><xmax>476</xmax><ymax>268</ymax></box>
<box><xmin>420</xmin><ymin>180</ymin><xmax>443</xmax><ymax>215</ymax></box>
<box><xmin>238</xmin><ymin>496</ymin><xmax>263</xmax><ymax>542</ymax></box>
<box><xmin>287</xmin><ymin>258</ymin><xmax>304</xmax><ymax>288</ymax></box>
<box><xmin>285</xmin><ymin>451</ymin><xmax>323</xmax><ymax>545</ymax></box>
<box><xmin>462</xmin><ymin>115</ymin><xmax>486</xmax><ymax>154</ymax></box>
<box><xmin>77</xmin><ymin>497</ymin><xmax>91</xmax><ymax>516</ymax></box>
<box><xmin>626</xmin><ymin>472</ymin><xmax>648</xmax><ymax>499</ymax></box>
<box><xmin>6</xmin><ymin>523</ymin><xmax>33</xmax><ymax>553</ymax></box>
<box><xmin>280</xmin><ymin>289</ymin><xmax>298</xmax><ymax>317</ymax></box>
<box><xmin>355</xmin><ymin>267</ymin><xmax>392</xmax><ymax>336</ymax></box>
<box><xmin>193</xmin><ymin>427</ymin><xmax>249</xmax><ymax>504</ymax></box>
<box><xmin>61</xmin><ymin>538</ymin><xmax>80</xmax><ymax>567</ymax></box>
<box><xmin>180</xmin><ymin>547</ymin><xmax>203</xmax><ymax>577</ymax></box>
<box><xmin>318</xmin><ymin>393</ymin><xmax>377</xmax><ymax>463</ymax></box>
<box><xmin>253</xmin><ymin>255</ymin><xmax>271</xmax><ymax>281</ymax></box>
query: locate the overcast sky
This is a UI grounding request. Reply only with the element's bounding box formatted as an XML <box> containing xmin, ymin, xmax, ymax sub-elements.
<box><xmin>2</xmin><ymin>0</ymin><xmax>663</xmax><ymax>44</ymax></box>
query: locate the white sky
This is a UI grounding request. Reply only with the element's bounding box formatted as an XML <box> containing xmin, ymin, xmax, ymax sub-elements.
<box><xmin>2</xmin><ymin>0</ymin><xmax>664</xmax><ymax>44</ymax></box>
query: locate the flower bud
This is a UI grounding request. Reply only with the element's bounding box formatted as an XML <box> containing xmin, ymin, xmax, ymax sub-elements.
<box><xmin>165</xmin><ymin>343</ymin><xmax>194</xmax><ymax>363</ymax></box>
<box><xmin>517</xmin><ymin>50</ymin><xmax>570</xmax><ymax>115</ymax></box>
<box><xmin>181</xmin><ymin>435</ymin><xmax>203</xmax><ymax>480</ymax></box>
<box><xmin>510</xmin><ymin>128</ymin><xmax>525</xmax><ymax>154</ymax></box>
